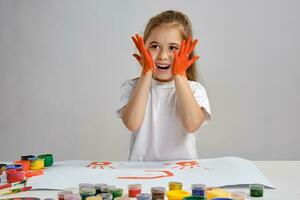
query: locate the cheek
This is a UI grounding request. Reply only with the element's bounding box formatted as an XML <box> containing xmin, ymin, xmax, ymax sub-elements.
<box><xmin>170</xmin><ymin>53</ymin><xmax>175</xmax><ymax>62</ymax></box>
<box><xmin>149</xmin><ymin>50</ymin><xmax>158</xmax><ymax>61</ymax></box>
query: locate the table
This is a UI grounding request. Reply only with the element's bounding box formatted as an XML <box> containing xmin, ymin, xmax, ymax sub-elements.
<box><xmin>1</xmin><ymin>161</ymin><xmax>300</xmax><ymax>199</ymax></box>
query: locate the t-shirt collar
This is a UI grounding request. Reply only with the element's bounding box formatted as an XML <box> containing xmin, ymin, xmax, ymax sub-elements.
<box><xmin>151</xmin><ymin>77</ymin><xmax>175</xmax><ymax>88</ymax></box>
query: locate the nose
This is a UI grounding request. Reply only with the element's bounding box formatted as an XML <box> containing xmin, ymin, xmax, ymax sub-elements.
<box><xmin>157</xmin><ymin>48</ymin><xmax>170</xmax><ymax>60</ymax></box>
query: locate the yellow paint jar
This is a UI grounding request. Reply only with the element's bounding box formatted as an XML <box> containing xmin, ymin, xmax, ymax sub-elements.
<box><xmin>86</xmin><ymin>196</ymin><xmax>102</xmax><ymax>200</ymax></box>
<box><xmin>167</xmin><ymin>190</ymin><xmax>190</xmax><ymax>200</ymax></box>
<box><xmin>169</xmin><ymin>181</ymin><xmax>183</xmax><ymax>190</ymax></box>
<box><xmin>30</xmin><ymin>158</ymin><xmax>44</xmax><ymax>170</ymax></box>
<box><xmin>206</xmin><ymin>188</ymin><xmax>230</xmax><ymax>200</ymax></box>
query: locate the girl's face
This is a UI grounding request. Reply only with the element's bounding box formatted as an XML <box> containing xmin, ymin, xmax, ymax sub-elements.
<box><xmin>145</xmin><ymin>25</ymin><xmax>183</xmax><ymax>82</ymax></box>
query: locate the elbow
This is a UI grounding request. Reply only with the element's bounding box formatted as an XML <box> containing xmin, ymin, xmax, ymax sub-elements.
<box><xmin>183</xmin><ymin>119</ymin><xmax>204</xmax><ymax>133</ymax></box>
<box><xmin>125</xmin><ymin>123</ymin><xmax>140</xmax><ymax>132</ymax></box>
<box><xmin>122</xmin><ymin>117</ymin><xmax>141</xmax><ymax>132</ymax></box>
<box><xmin>184</xmin><ymin>124</ymin><xmax>200</xmax><ymax>133</ymax></box>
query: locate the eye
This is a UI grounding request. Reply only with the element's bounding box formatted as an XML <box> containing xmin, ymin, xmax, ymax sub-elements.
<box><xmin>169</xmin><ymin>46</ymin><xmax>179</xmax><ymax>51</ymax></box>
<box><xmin>150</xmin><ymin>44</ymin><xmax>160</xmax><ymax>50</ymax></box>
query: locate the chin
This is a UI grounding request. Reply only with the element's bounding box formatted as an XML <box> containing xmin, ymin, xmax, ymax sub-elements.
<box><xmin>153</xmin><ymin>74</ymin><xmax>173</xmax><ymax>82</ymax></box>
<box><xmin>153</xmin><ymin>68</ymin><xmax>173</xmax><ymax>82</ymax></box>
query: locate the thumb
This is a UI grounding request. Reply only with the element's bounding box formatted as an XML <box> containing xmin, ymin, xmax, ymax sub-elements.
<box><xmin>187</xmin><ymin>56</ymin><xmax>200</xmax><ymax>67</ymax></box>
<box><xmin>133</xmin><ymin>54</ymin><xmax>142</xmax><ymax>65</ymax></box>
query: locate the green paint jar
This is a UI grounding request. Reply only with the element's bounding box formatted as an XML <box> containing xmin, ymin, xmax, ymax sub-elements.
<box><xmin>250</xmin><ymin>184</ymin><xmax>264</xmax><ymax>197</ymax></box>
<box><xmin>184</xmin><ymin>197</ymin><xmax>206</xmax><ymax>200</ymax></box>
<box><xmin>109</xmin><ymin>188</ymin><xmax>123</xmax><ymax>199</ymax></box>
<box><xmin>38</xmin><ymin>154</ymin><xmax>54</xmax><ymax>167</ymax></box>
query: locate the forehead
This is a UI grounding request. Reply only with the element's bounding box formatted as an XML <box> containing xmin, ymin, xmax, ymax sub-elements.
<box><xmin>146</xmin><ymin>25</ymin><xmax>183</xmax><ymax>45</ymax></box>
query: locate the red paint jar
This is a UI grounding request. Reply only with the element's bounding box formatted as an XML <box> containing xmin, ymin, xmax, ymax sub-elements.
<box><xmin>128</xmin><ymin>184</ymin><xmax>142</xmax><ymax>197</ymax></box>
<box><xmin>6</xmin><ymin>169</ymin><xmax>25</xmax><ymax>183</ymax></box>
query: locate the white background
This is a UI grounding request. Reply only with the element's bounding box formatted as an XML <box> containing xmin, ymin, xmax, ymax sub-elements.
<box><xmin>0</xmin><ymin>0</ymin><xmax>299</xmax><ymax>161</ymax></box>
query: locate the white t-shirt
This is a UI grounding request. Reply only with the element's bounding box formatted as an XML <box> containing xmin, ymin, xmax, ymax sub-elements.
<box><xmin>117</xmin><ymin>78</ymin><xmax>211</xmax><ymax>161</ymax></box>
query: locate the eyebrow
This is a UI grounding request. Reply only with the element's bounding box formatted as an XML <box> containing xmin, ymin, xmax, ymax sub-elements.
<box><xmin>149</xmin><ymin>41</ymin><xmax>180</xmax><ymax>46</ymax></box>
<box><xmin>170</xmin><ymin>43</ymin><xmax>180</xmax><ymax>46</ymax></box>
<box><xmin>149</xmin><ymin>41</ymin><xmax>158</xmax><ymax>45</ymax></box>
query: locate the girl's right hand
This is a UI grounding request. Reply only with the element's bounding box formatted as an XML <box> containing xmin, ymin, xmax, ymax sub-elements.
<box><xmin>131</xmin><ymin>34</ymin><xmax>154</xmax><ymax>75</ymax></box>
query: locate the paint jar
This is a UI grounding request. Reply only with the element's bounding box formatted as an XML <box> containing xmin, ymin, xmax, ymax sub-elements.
<box><xmin>30</xmin><ymin>158</ymin><xmax>44</xmax><ymax>170</ymax></box>
<box><xmin>210</xmin><ymin>198</ymin><xmax>233</xmax><ymax>200</ymax></box>
<box><xmin>109</xmin><ymin>188</ymin><xmax>123</xmax><ymax>199</ymax></box>
<box><xmin>184</xmin><ymin>197</ymin><xmax>206</xmax><ymax>200</ymax></box>
<box><xmin>230</xmin><ymin>191</ymin><xmax>247</xmax><ymax>200</ymax></box>
<box><xmin>79</xmin><ymin>183</ymin><xmax>94</xmax><ymax>189</ymax></box>
<box><xmin>100</xmin><ymin>192</ymin><xmax>113</xmax><ymax>200</ymax></box>
<box><xmin>100</xmin><ymin>184</ymin><xmax>110</xmax><ymax>193</ymax></box>
<box><xmin>6</xmin><ymin>169</ymin><xmax>25</xmax><ymax>183</ymax></box>
<box><xmin>94</xmin><ymin>183</ymin><xmax>107</xmax><ymax>194</ymax></box>
<box><xmin>64</xmin><ymin>194</ymin><xmax>81</xmax><ymax>200</ymax></box>
<box><xmin>58</xmin><ymin>191</ymin><xmax>73</xmax><ymax>200</ymax></box>
<box><xmin>80</xmin><ymin>187</ymin><xmax>96</xmax><ymax>200</ymax></box>
<box><xmin>14</xmin><ymin>160</ymin><xmax>30</xmax><ymax>171</ymax></box>
<box><xmin>136</xmin><ymin>193</ymin><xmax>151</xmax><ymax>200</ymax></box>
<box><xmin>86</xmin><ymin>196</ymin><xmax>103</xmax><ymax>200</ymax></box>
<box><xmin>0</xmin><ymin>164</ymin><xmax>7</xmax><ymax>168</ymax></box>
<box><xmin>151</xmin><ymin>186</ymin><xmax>165</xmax><ymax>200</ymax></box>
<box><xmin>167</xmin><ymin>190</ymin><xmax>190</xmax><ymax>200</ymax></box>
<box><xmin>38</xmin><ymin>154</ymin><xmax>54</xmax><ymax>167</ymax></box>
<box><xmin>6</xmin><ymin>164</ymin><xmax>23</xmax><ymax>171</ymax></box>
<box><xmin>0</xmin><ymin>164</ymin><xmax>7</xmax><ymax>175</ymax></box>
<box><xmin>21</xmin><ymin>155</ymin><xmax>36</xmax><ymax>161</ymax></box>
<box><xmin>114</xmin><ymin>197</ymin><xmax>130</xmax><ymax>200</ymax></box>
<box><xmin>191</xmin><ymin>184</ymin><xmax>206</xmax><ymax>197</ymax></box>
<box><xmin>169</xmin><ymin>182</ymin><xmax>183</xmax><ymax>191</ymax></box>
<box><xmin>249</xmin><ymin>184</ymin><xmax>264</xmax><ymax>197</ymax></box>
<box><xmin>128</xmin><ymin>184</ymin><xmax>142</xmax><ymax>197</ymax></box>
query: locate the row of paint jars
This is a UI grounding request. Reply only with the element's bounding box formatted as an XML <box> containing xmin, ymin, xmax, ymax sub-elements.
<box><xmin>57</xmin><ymin>181</ymin><xmax>207</xmax><ymax>200</ymax></box>
<box><xmin>1</xmin><ymin>154</ymin><xmax>53</xmax><ymax>183</ymax></box>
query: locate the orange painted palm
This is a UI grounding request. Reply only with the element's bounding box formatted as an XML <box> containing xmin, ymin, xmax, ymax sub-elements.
<box><xmin>131</xmin><ymin>34</ymin><xmax>154</xmax><ymax>75</ymax></box>
<box><xmin>172</xmin><ymin>36</ymin><xmax>200</xmax><ymax>77</ymax></box>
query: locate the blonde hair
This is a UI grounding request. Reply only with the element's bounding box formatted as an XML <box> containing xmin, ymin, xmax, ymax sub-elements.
<box><xmin>144</xmin><ymin>10</ymin><xmax>198</xmax><ymax>81</ymax></box>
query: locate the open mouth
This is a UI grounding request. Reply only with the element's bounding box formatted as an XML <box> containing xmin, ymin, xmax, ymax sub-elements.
<box><xmin>156</xmin><ymin>64</ymin><xmax>171</xmax><ymax>70</ymax></box>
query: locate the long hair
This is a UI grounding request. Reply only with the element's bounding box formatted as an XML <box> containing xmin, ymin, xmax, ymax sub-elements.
<box><xmin>143</xmin><ymin>10</ymin><xmax>198</xmax><ymax>81</ymax></box>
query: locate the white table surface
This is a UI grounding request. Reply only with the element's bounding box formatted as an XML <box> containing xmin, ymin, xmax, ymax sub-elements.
<box><xmin>1</xmin><ymin>161</ymin><xmax>300</xmax><ymax>200</ymax></box>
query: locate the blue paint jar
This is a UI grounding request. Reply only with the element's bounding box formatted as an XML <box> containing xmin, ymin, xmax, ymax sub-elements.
<box><xmin>191</xmin><ymin>184</ymin><xmax>206</xmax><ymax>197</ymax></box>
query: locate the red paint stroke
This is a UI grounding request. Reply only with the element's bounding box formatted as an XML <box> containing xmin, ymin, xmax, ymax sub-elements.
<box><xmin>171</xmin><ymin>160</ymin><xmax>200</xmax><ymax>170</ymax></box>
<box><xmin>86</xmin><ymin>161</ymin><xmax>114</xmax><ymax>169</ymax></box>
<box><xmin>118</xmin><ymin>170</ymin><xmax>174</xmax><ymax>180</ymax></box>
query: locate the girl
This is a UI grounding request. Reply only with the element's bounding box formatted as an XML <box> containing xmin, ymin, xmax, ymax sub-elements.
<box><xmin>117</xmin><ymin>10</ymin><xmax>211</xmax><ymax>161</ymax></box>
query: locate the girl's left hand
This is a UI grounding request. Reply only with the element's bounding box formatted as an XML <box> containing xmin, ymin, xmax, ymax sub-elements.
<box><xmin>172</xmin><ymin>36</ymin><xmax>200</xmax><ymax>77</ymax></box>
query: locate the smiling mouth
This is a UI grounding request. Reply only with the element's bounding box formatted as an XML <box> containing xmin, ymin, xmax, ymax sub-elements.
<box><xmin>156</xmin><ymin>64</ymin><xmax>171</xmax><ymax>70</ymax></box>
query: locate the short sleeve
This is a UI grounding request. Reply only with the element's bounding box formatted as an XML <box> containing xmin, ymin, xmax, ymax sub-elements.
<box><xmin>116</xmin><ymin>78</ymin><xmax>138</xmax><ymax>118</ymax></box>
<box><xmin>190</xmin><ymin>81</ymin><xmax>212</xmax><ymax>125</ymax></box>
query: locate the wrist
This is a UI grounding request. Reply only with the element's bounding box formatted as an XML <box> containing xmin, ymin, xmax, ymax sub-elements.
<box><xmin>141</xmin><ymin>69</ymin><xmax>153</xmax><ymax>77</ymax></box>
<box><xmin>172</xmin><ymin>71</ymin><xmax>187</xmax><ymax>78</ymax></box>
<box><xmin>173</xmin><ymin>73</ymin><xmax>188</xmax><ymax>80</ymax></box>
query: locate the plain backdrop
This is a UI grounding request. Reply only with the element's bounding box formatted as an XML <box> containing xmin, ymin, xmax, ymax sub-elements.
<box><xmin>0</xmin><ymin>0</ymin><xmax>299</xmax><ymax>161</ymax></box>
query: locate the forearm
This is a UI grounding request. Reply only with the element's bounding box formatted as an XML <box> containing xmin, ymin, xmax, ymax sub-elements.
<box><xmin>174</xmin><ymin>75</ymin><xmax>205</xmax><ymax>133</ymax></box>
<box><xmin>122</xmin><ymin>71</ymin><xmax>152</xmax><ymax>132</ymax></box>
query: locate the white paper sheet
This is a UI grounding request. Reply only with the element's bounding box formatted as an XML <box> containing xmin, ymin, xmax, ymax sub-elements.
<box><xmin>27</xmin><ymin>157</ymin><xmax>274</xmax><ymax>191</ymax></box>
